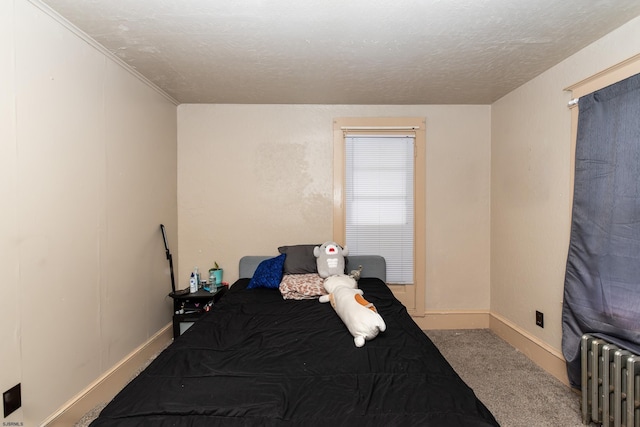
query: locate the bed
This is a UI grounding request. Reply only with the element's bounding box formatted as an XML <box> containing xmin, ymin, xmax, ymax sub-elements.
<box><xmin>90</xmin><ymin>252</ymin><xmax>499</xmax><ymax>426</ymax></box>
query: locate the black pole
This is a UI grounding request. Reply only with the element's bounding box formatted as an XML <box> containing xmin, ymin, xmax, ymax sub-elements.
<box><xmin>160</xmin><ymin>224</ymin><xmax>181</xmax><ymax>294</ymax></box>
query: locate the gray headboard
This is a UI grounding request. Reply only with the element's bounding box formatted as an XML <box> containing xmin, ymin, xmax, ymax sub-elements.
<box><xmin>239</xmin><ymin>255</ymin><xmax>386</xmax><ymax>282</ymax></box>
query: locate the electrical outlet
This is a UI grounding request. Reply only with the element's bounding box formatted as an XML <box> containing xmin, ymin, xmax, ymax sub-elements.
<box><xmin>3</xmin><ymin>383</ymin><xmax>21</xmax><ymax>417</ymax></box>
<box><xmin>536</xmin><ymin>311</ymin><xmax>544</xmax><ymax>328</ymax></box>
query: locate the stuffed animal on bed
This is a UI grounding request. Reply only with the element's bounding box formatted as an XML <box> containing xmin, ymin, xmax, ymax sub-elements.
<box><xmin>319</xmin><ymin>275</ymin><xmax>386</xmax><ymax>347</ymax></box>
<box><xmin>314</xmin><ymin>241</ymin><xmax>348</xmax><ymax>278</ymax></box>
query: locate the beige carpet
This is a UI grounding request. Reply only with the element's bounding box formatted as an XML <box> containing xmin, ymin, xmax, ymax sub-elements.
<box><xmin>427</xmin><ymin>329</ymin><xmax>584</xmax><ymax>427</ymax></box>
<box><xmin>76</xmin><ymin>329</ymin><xmax>585</xmax><ymax>426</ymax></box>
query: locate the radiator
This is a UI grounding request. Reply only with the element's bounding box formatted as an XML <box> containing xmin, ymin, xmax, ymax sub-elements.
<box><xmin>581</xmin><ymin>334</ymin><xmax>640</xmax><ymax>427</ymax></box>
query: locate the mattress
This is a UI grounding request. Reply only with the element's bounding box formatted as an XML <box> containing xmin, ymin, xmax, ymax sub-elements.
<box><xmin>90</xmin><ymin>277</ymin><xmax>499</xmax><ymax>426</ymax></box>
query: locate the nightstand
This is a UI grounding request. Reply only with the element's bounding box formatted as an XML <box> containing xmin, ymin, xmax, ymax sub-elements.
<box><xmin>169</xmin><ymin>287</ymin><xmax>226</xmax><ymax>338</ymax></box>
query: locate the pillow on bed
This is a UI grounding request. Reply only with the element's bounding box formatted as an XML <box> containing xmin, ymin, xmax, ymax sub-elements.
<box><xmin>247</xmin><ymin>254</ymin><xmax>286</xmax><ymax>289</ymax></box>
<box><xmin>279</xmin><ymin>273</ymin><xmax>326</xmax><ymax>300</ymax></box>
<box><xmin>277</xmin><ymin>244</ymin><xmax>319</xmax><ymax>274</ymax></box>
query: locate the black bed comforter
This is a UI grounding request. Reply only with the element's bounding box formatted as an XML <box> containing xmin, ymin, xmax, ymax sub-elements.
<box><xmin>91</xmin><ymin>278</ymin><xmax>499</xmax><ymax>426</ymax></box>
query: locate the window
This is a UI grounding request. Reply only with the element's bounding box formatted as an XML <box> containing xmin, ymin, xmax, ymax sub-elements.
<box><xmin>345</xmin><ymin>135</ymin><xmax>414</xmax><ymax>283</ymax></box>
<box><xmin>333</xmin><ymin>117</ymin><xmax>425</xmax><ymax>314</ymax></box>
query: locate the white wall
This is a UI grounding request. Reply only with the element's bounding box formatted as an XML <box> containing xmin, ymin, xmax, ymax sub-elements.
<box><xmin>491</xmin><ymin>16</ymin><xmax>640</xmax><ymax>352</ymax></box>
<box><xmin>177</xmin><ymin>104</ymin><xmax>492</xmax><ymax>312</ymax></box>
<box><xmin>1</xmin><ymin>1</ymin><xmax>178</xmax><ymax>425</ymax></box>
<box><xmin>0</xmin><ymin>0</ymin><xmax>21</xmax><ymax>425</ymax></box>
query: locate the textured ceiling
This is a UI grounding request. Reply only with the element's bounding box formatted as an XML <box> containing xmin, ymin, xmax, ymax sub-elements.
<box><xmin>39</xmin><ymin>0</ymin><xmax>640</xmax><ymax>104</ymax></box>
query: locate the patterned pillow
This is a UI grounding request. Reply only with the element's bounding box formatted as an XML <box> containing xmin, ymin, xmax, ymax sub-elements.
<box><xmin>279</xmin><ymin>273</ymin><xmax>327</xmax><ymax>300</ymax></box>
<box><xmin>247</xmin><ymin>254</ymin><xmax>286</xmax><ymax>289</ymax></box>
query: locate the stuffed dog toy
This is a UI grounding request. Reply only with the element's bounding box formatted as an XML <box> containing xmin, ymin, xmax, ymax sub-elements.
<box><xmin>319</xmin><ymin>275</ymin><xmax>386</xmax><ymax>347</ymax></box>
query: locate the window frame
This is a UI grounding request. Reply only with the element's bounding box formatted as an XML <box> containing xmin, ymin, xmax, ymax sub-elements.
<box><xmin>333</xmin><ymin>117</ymin><xmax>426</xmax><ymax>316</ymax></box>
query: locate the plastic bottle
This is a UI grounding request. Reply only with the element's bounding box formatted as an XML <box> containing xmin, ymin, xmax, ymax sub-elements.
<box><xmin>194</xmin><ymin>266</ymin><xmax>200</xmax><ymax>287</ymax></box>
<box><xmin>189</xmin><ymin>269</ymin><xmax>198</xmax><ymax>293</ymax></box>
<box><xmin>209</xmin><ymin>269</ymin><xmax>216</xmax><ymax>291</ymax></box>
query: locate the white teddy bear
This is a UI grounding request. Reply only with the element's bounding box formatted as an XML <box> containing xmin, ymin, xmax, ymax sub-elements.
<box><xmin>314</xmin><ymin>241</ymin><xmax>348</xmax><ymax>278</ymax></box>
<box><xmin>319</xmin><ymin>275</ymin><xmax>386</xmax><ymax>347</ymax></box>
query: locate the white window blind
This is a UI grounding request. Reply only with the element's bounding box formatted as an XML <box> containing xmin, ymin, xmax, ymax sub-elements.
<box><xmin>345</xmin><ymin>135</ymin><xmax>414</xmax><ymax>284</ymax></box>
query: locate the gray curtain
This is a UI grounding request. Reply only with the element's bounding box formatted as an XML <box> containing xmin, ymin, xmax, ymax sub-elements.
<box><xmin>562</xmin><ymin>72</ymin><xmax>640</xmax><ymax>388</ymax></box>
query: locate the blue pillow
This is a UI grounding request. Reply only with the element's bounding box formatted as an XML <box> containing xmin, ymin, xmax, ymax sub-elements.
<box><xmin>247</xmin><ymin>254</ymin><xmax>286</xmax><ymax>289</ymax></box>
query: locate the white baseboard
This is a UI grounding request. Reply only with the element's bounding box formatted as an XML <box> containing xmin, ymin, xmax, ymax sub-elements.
<box><xmin>489</xmin><ymin>313</ymin><xmax>569</xmax><ymax>386</ymax></box>
<box><xmin>43</xmin><ymin>323</ymin><xmax>173</xmax><ymax>426</ymax></box>
<box><xmin>412</xmin><ymin>310</ymin><xmax>491</xmax><ymax>330</ymax></box>
<box><xmin>413</xmin><ymin>310</ymin><xmax>569</xmax><ymax>387</ymax></box>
